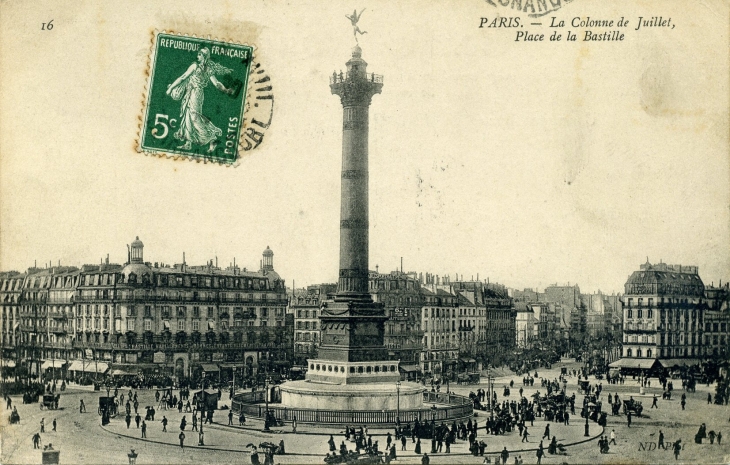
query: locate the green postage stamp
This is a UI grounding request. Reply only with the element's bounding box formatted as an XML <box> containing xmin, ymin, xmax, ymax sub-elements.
<box><xmin>139</xmin><ymin>32</ymin><xmax>254</xmax><ymax>164</ymax></box>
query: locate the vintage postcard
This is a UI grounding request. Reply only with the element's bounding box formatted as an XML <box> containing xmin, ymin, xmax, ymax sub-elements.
<box><xmin>0</xmin><ymin>1</ymin><xmax>728</xmax><ymax>465</ymax></box>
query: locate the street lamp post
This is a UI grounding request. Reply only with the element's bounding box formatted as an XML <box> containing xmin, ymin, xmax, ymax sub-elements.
<box><xmin>430</xmin><ymin>407</ymin><xmax>437</xmax><ymax>453</ymax></box>
<box><xmin>199</xmin><ymin>371</ymin><xmax>205</xmax><ymax>446</ymax></box>
<box><xmin>584</xmin><ymin>410</ymin><xmax>590</xmax><ymax>437</ymax></box>
<box><xmin>486</xmin><ymin>366</ymin><xmax>494</xmax><ymax>421</ymax></box>
<box><xmin>396</xmin><ymin>381</ymin><xmax>401</xmax><ymax>426</ymax></box>
<box><xmin>263</xmin><ymin>366</ymin><xmax>271</xmax><ymax>432</ymax></box>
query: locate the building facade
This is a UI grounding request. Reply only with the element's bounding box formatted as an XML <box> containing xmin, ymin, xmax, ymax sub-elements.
<box><xmin>620</xmin><ymin>261</ymin><xmax>705</xmax><ymax>368</ymax></box>
<box><xmin>703</xmin><ymin>283</ymin><xmax>730</xmax><ymax>359</ymax></box>
<box><xmin>291</xmin><ymin>283</ymin><xmax>336</xmax><ymax>365</ymax></box>
<box><xmin>1</xmin><ymin>272</ymin><xmax>27</xmax><ymax>375</ymax></box>
<box><xmin>370</xmin><ymin>271</ymin><xmax>424</xmax><ymax>370</ymax></box>
<box><xmin>420</xmin><ymin>287</ymin><xmax>459</xmax><ymax>377</ymax></box>
<box><xmin>515</xmin><ymin>306</ymin><xmax>536</xmax><ymax>348</ymax></box>
<box><xmin>2</xmin><ymin>239</ymin><xmax>292</xmax><ymax>384</ymax></box>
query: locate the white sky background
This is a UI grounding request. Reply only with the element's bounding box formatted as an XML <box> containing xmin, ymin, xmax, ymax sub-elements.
<box><xmin>1</xmin><ymin>0</ymin><xmax>728</xmax><ymax>294</ymax></box>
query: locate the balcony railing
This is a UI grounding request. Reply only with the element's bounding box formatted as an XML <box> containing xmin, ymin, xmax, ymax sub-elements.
<box><xmin>70</xmin><ymin>341</ymin><xmax>288</xmax><ymax>351</ymax></box>
<box><xmin>330</xmin><ymin>72</ymin><xmax>384</xmax><ymax>85</ymax></box>
<box><xmin>74</xmin><ymin>294</ymin><xmax>287</xmax><ymax>305</ymax></box>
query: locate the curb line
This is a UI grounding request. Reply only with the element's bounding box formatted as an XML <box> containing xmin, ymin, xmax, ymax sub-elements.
<box><xmin>99</xmin><ymin>422</ymin><xmax>604</xmax><ymax>458</ymax></box>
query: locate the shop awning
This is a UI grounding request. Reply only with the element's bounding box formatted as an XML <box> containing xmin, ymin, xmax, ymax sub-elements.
<box><xmin>658</xmin><ymin>359</ymin><xmax>701</xmax><ymax>368</ymax></box>
<box><xmin>290</xmin><ymin>367</ymin><xmax>303</xmax><ymax>371</ymax></box>
<box><xmin>41</xmin><ymin>361</ymin><xmax>66</xmax><ymax>371</ymax></box>
<box><xmin>460</xmin><ymin>358</ymin><xmax>477</xmax><ymax>363</ymax></box>
<box><xmin>608</xmin><ymin>358</ymin><xmax>657</xmax><ymax>369</ymax></box>
<box><xmin>67</xmin><ymin>361</ymin><xmax>85</xmax><ymax>372</ymax></box>
<box><xmin>87</xmin><ymin>362</ymin><xmax>109</xmax><ymax>374</ymax></box>
<box><xmin>3</xmin><ymin>360</ymin><xmax>16</xmax><ymax>368</ymax></box>
<box><xmin>399</xmin><ymin>364</ymin><xmax>421</xmax><ymax>373</ymax></box>
<box><xmin>111</xmin><ymin>369</ymin><xmax>137</xmax><ymax>376</ymax></box>
<box><xmin>274</xmin><ymin>360</ymin><xmax>292</xmax><ymax>367</ymax></box>
<box><xmin>200</xmin><ymin>363</ymin><xmax>220</xmax><ymax>372</ymax></box>
<box><xmin>67</xmin><ymin>360</ymin><xmax>108</xmax><ymax>373</ymax></box>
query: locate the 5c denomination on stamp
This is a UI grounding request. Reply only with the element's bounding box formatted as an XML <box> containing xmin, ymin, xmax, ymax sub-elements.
<box><xmin>139</xmin><ymin>31</ymin><xmax>256</xmax><ymax>164</ymax></box>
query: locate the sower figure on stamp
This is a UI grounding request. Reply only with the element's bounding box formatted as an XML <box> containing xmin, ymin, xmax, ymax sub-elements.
<box><xmin>166</xmin><ymin>48</ymin><xmax>235</xmax><ymax>153</ymax></box>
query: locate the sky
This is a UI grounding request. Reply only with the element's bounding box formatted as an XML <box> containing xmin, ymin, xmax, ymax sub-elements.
<box><xmin>1</xmin><ymin>0</ymin><xmax>728</xmax><ymax>294</ymax></box>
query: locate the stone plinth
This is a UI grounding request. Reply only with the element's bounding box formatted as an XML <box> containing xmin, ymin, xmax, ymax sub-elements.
<box><xmin>280</xmin><ymin>380</ymin><xmax>425</xmax><ymax>411</ymax></box>
<box><xmin>305</xmin><ymin>359</ymin><xmax>401</xmax><ymax>384</ymax></box>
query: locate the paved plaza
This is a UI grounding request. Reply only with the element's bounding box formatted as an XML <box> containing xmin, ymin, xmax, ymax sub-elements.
<box><xmin>2</xmin><ymin>359</ymin><xmax>728</xmax><ymax>464</ymax></box>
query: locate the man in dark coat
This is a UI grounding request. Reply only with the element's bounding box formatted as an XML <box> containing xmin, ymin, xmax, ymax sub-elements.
<box><xmin>500</xmin><ymin>446</ymin><xmax>509</xmax><ymax>464</ymax></box>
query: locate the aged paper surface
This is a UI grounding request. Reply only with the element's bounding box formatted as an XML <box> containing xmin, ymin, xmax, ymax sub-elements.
<box><xmin>0</xmin><ymin>0</ymin><xmax>728</xmax><ymax>464</ymax></box>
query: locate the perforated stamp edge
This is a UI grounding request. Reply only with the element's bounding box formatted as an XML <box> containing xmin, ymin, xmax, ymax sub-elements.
<box><xmin>136</xmin><ymin>29</ymin><xmax>274</xmax><ymax>167</ymax></box>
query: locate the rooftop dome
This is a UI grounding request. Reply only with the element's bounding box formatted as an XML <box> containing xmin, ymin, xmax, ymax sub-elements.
<box><xmin>263</xmin><ymin>246</ymin><xmax>274</xmax><ymax>257</ymax></box>
<box><xmin>121</xmin><ymin>262</ymin><xmax>151</xmax><ymax>283</ymax></box>
<box><xmin>131</xmin><ymin>236</ymin><xmax>144</xmax><ymax>248</ymax></box>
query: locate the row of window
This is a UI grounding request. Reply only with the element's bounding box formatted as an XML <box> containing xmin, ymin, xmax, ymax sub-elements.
<box><xmin>625</xmin><ymin>347</ymin><xmax>711</xmax><ymax>358</ymax></box>
<box><xmin>0</xmin><ymin>279</ymin><xmax>24</xmax><ymax>292</ymax></box>
<box><xmin>294</xmin><ymin>343</ymin><xmax>315</xmax><ymax>354</ymax></box>
<box><xmin>296</xmin><ymin>310</ymin><xmax>318</xmax><ymax>318</ymax></box>
<box><xmin>74</xmin><ymin>318</ymin><xmax>286</xmax><ymax>333</ymax></box>
<box><xmin>130</xmin><ymin>306</ymin><xmax>283</xmax><ymax>319</ymax></box>
<box><xmin>4</xmin><ymin>273</ymin><xmax>281</xmax><ymax>292</ymax></box>
<box><xmin>625</xmin><ymin>348</ymin><xmax>653</xmax><ymax>358</ymax></box>
<box><xmin>295</xmin><ymin>321</ymin><xmax>318</xmax><ymax>330</ymax></box>
<box><xmin>706</xmin><ymin>322</ymin><xmax>727</xmax><ymax>332</ymax></box>
<box><xmin>626</xmin><ymin>297</ymin><xmax>698</xmax><ymax>306</ymax></box>
<box><xmin>124</xmin><ymin>273</ymin><xmax>272</xmax><ymax>290</ymax></box>
<box><xmin>309</xmin><ymin>363</ymin><xmax>397</xmax><ymax>374</ymax></box>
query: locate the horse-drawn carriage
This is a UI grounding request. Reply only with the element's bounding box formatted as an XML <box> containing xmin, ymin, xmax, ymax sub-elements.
<box><xmin>8</xmin><ymin>409</ymin><xmax>20</xmax><ymax>424</ymax></box>
<box><xmin>537</xmin><ymin>392</ymin><xmax>568</xmax><ymax>421</ymax></box>
<box><xmin>40</xmin><ymin>393</ymin><xmax>60</xmax><ymax>410</ymax></box>
<box><xmin>98</xmin><ymin>396</ymin><xmax>117</xmax><ymax>416</ymax></box>
<box><xmin>586</xmin><ymin>402</ymin><xmax>603</xmax><ymax>421</ymax></box>
<box><xmin>622</xmin><ymin>398</ymin><xmax>643</xmax><ymax>417</ymax></box>
<box><xmin>324</xmin><ymin>451</ymin><xmax>384</xmax><ymax>465</ymax></box>
<box><xmin>578</xmin><ymin>380</ymin><xmax>591</xmax><ymax>395</ymax></box>
<box><xmin>457</xmin><ymin>372</ymin><xmax>481</xmax><ymax>385</ymax></box>
<box><xmin>248</xmin><ymin>441</ymin><xmax>285</xmax><ymax>465</ymax></box>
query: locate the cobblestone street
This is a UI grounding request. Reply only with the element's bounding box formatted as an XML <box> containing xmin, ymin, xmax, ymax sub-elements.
<box><xmin>3</xmin><ymin>359</ymin><xmax>728</xmax><ymax>464</ymax></box>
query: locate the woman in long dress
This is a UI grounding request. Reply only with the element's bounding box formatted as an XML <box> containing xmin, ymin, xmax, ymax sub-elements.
<box><xmin>166</xmin><ymin>47</ymin><xmax>234</xmax><ymax>152</ymax></box>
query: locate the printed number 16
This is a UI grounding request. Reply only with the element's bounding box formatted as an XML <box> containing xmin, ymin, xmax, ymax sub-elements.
<box><xmin>152</xmin><ymin>114</ymin><xmax>177</xmax><ymax>139</ymax></box>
